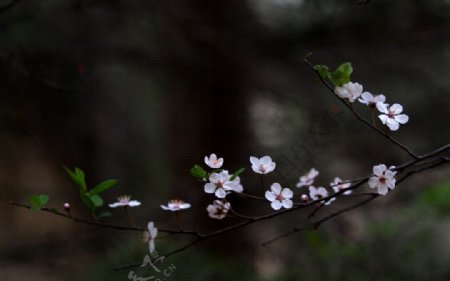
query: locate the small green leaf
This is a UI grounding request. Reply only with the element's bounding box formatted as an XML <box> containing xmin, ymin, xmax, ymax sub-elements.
<box><xmin>230</xmin><ymin>168</ymin><xmax>245</xmax><ymax>181</ymax></box>
<box><xmin>314</xmin><ymin>64</ymin><xmax>330</xmax><ymax>80</ymax></box>
<box><xmin>80</xmin><ymin>192</ymin><xmax>96</xmax><ymax>212</ymax></box>
<box><xmin>97</xmin><ymin>211</ymin><xmax>112</xmax><ymax>218</ymax></box>
<box><xmin>330</xmin><ymin>62</ymin><xmax>353</xmax><ymax>86</ymax></box>
<box><xmin>64</xmin><ymin>166</ymin><xmax>87</xmax><ymax>191</ymax></box>
<box><xmin>89</xmin><ymin>179</ymin><xmax>117</xmax><ymax>195</ymax></box>
<box><xmin>90</xmin><ymin>194</ymin><xmax>103</xmax><ymax>207</ymax></box>
<box><xmin>29</xmin><ymin>194</ymin><xmax>49</xmax><ymax>211</ymax></box>
<box><xmin>190</xmin><ymin>165</ymin><xmax>207</xmax><ymax>180</ymax></box>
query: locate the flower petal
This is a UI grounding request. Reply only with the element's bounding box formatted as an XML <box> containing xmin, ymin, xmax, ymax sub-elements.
<box><xmin>215</xmin><ymin>188</ymin><xmax>227</xmax><ymax>198</ymax></box>
<box><xmin>265</xmin><ymin>191</ymin><xmax>276</xmax><ymax>201</ymax></box>
<box><xmin>387</xmin><ymin>122</ymin><xmax>399</xmax><ymax>131</ymax></box>
<box><xmin>390</xmin><ymin>103</ymin><xmax>403</xmax><ymax>114</ymax></box>
<box><xmin>376</xmin><ymin>102</ymin><xmax>389</xmax><ymax>114</ymax></box>
<box><xmin>368</xmin><ymin>177</ymin><xmax>379</xmax><ymax>188</ymax></box>
<box><xmin>204</xmin><ymin>183</ymin><xmax>216</xmax><ymax>193</ymax></box>
<box><xmin>281</xmin><ymin>188</ymin><xmax>293</xmax><ymax>199</ymax></box>
<box><xmin>271</xmin><ymin>200</ymin><xmax>282</xmax><ymax>210</ymax></box>
<box><xmin>395</xmin><ymin>114</ymin><xmax>409</xmax><ymax>124</ymax></box>
<box><xmin>282</xmin><ymin>199</ymin><xmax>293</xmax><ymax>209</ymax></box>
<box><xmin>270</xmin><ymin>183</ymin><xmax>282</xmax><ymax>194</ymax></box>
<box><xmin>378</xmin><ymin>185</ymin><xmax>388</xmax><ymax>195</ymax></box>
<box><xmin>378</xmin><ymin>114</ymin><xmax>389</xmax><ymax>125</ymax></box>
<box><xmin>249</xmin><ymin>156</ymin><xmax>259</xmax><ymax>166</ymax></box>
<box><xmin>373</xmin><ymin>164</ymin><xmax>386</xmax><ymax>176</ymax></box>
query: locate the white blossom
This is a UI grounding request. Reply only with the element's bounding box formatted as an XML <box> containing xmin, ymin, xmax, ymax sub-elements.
<box><xmin>368</xmin><ymin>164</ymin><xmax>397</xmax><ymax>195</ymax></box>
<box><xmin>309</xmin><ymin>186</ymin><xmax>329</xmax><ymax>201</ymax></box>
<box><xmin>376</xmin><ymin>103</ymin><xmax>409</xmax><ymax>131</ymax></box>
<box><xmin>143</xmin><ymin>221</ymin><xmax>158</xmax><ymax>253</ymax></box>
<box><xmin>206</xmin><ymin>200</ymin><xmax>231</xmax><ymax>219</ymax></box>
<box><xmin>265</xmin><ymin>183</ymin><xmax>293</xmax><ymax>210</ymax></box>
<box><xmin>204</xmin><ymin>170</ymin><xmax>243</xmax><ymax>198</ymax></box>
<box><xmin>331</xmin><ymin>177</ymin><xmax>352</xmax><ymax>195</ymax></box>
<box><xmin>250</xmin><ymin>156</ymin><xmax>276</xmax><ymax>174</ymax></box>
<box><xmin>109</xmin><ymin>195</ymin><xmax>141</xmax><ymax>208</ymax></box>
<box><xmin>296</xmin><ymin>168</ymin><xmax>319</xmax><ymax>188</ymax></box>
<box><xmin>358</xmin><ymin>92</ymin><xmax>386</xmax><ymax>107</ymax></box>
<box><xmin>160</xmin><ymin>199</ymin><xmax>191</xmax><ymax>211</ymax></box>
<box><xmin>204</xmin><ymin>153</ymin><xmax>224</xmax><ymax>169</ymax></box>
<box><xmin>334</xmin><ymin>82</ymin><xmax>363</xmax><ymax>103</ymax></box>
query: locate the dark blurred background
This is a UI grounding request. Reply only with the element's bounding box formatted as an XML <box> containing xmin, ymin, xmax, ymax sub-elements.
<box><xmin>1</xmin><ymin>0</ymin><xmax>449</xmax><ymax>280</ymax></box>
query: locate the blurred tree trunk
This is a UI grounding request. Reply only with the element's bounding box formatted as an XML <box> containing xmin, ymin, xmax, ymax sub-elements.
<box><xmin>157</xmin><ymin>0</ymin><xmax>255</xmax><ymax>253</ymax></box>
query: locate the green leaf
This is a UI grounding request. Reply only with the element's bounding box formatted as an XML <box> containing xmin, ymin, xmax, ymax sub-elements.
<box><xmin>330</xmin><ymin>62</ymin><xmax>353</xmax><ymax>86</ymax></box>
<box><xmin>79</xmin><ymin>192</ymin><xmax>96</xmax><ymax>212</ymax></box>
<box><xmin>230</xmin><ymin>168</ymin><xmax>245</xmax><ymax>181</ymax></box>
<box><xmin>97</xmin><ymin>211</ymin><xmax>112</xmax><ymax>218</ymax></box>
<box><xmin>190</xmin><ymin>165</ymin><xmax>207</xmax><ymax>180</ymax></box>
<box><xmin>64</xmin><ymin>166</ymin><xmax>87</xmax><ymax>191</ymax></box>
<box><xmin>313</xmin><ymin>64</ymin><xmax>330</xmax><ymax>80</ymax></box>
<box><xmin>29</xmin><ymin>194</ymin><xmax>49</xmax><ymax>211</ymax></box>
<box><xmin>89</xmin><ymin>179</ymin><xmax>117</xmax><ymax>195</ymax></box>
<box><xmin>90</xmin><ymin>194</ymin><xmax>104</xmax><ymax>207</ymax></box>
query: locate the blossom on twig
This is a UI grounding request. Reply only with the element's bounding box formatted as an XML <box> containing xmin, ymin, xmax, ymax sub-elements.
<box><xmin>160</xmin><ymin>199</ymin><xmax>191</xmax><ymax>211</ymax></box>
<box><xmin>109</xmin><ymin>195</ymin><xmax>141</xmax><ymax>208</ymax></box>
<box><xmin>207</xmin><ymin>200</ymin><xmax>231</xmax><ymax>219</ymax></box>
<box><xmin>334</xmin><ymin>82</ymin><xmax>363</xmax><ymax>103</ymax></box>
<box><xmin>358</xmin><ymin>92</ymin><xmax>386</xmax><ymax>107</ymax></box>
<box><xmin>368</xmin><ymin>164</ymin><xmax>397</xmax><ymax>195</ymax></box>
<box><xmin>250</xmin><ymin>156</ymin><xmax>276</xmax><ymax>174</ymax></box>
<box><xmin>296</xmin><ymin>168</ymin><xmax>319</xmax><ymax>188</ymax></box>
<box><xmin>204</xmin><ymin>170</ymin><xmax>243</xmax><ymax>198</ymax></box>
<box><xmin>204</xmin><ymin>153</ymin><xmax>224</xmax><ymax>169</ymax></box>
<box><xmin>376</xmin><ymin>103</ymin><xmax>409</xmax><ymax>131</ymax></box>
<box><xmin>331</xmin><ymin>177</ymin><xmax>352</xmax><ymax>195</ymax></box>
<box><xmin>265</xmin><ymin>183</ymin><xmax>293</xmax><ymax>210</ymax></box>
<box><xmin>309</xmin><ymin>186</ymin><xmax>329</xmax><ymax>202</ymax></box>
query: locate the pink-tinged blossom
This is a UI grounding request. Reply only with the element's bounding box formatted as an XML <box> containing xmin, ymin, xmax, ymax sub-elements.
<box><xmin>331</xmin><ymin>177</ymin><xmax>352</xmax><ymax>195</ymax></box>
<box><xmin>143</xmin><ymin>221</ymin><xmax>158</xmax><ymax>253</ymax></box>
<box><xmin>204</xmin><ymin>153</ymin><xmax>224</xmax><ymax>169</ymax></box>
<box><xmin>250</xmin><ymin>156</ymin><xmax>276</xmax><ymax>174</ymax></box>
<box><xmin>204</xmin><ymin>170</ymin><xmax>243</xmax><ymax>198</ymax></box>
<box><xmin>334</xmin><ymin>82</ymin><xmax>363</xmax><ymax>103</ymax></box>
<box><xmin>265</xmin><ymin>183</ymin><xmax>293</xmax><ymax>210</ymax></box>
<box><xmin>160</xmin><ymin>199</ymin><xmax>191</xmax><ymax>211</ymax></box>
<box><xmin>368</xmin><ymin>164</ymin><xmax>397</xmax><ymax>195</ymax></box>
<box><xmin>109</xmin><ymin>195</ymin><xmax>141</xmax><ymax>208</ymax></box>
<box><xmin>206</xmin><ymin>200</ymin><xmax>231</xmax><ymax>220</ymax></box>
<box><xmin>376</xmin><ymin>103</ymin><xmax>409</xmax><ymax>131</ymax></box>
<box><xmin>296</xmin><ymin>168</ymin><xmax>319</xmax><ymax>188</ymax></box>
<box><xmin>358</xmin><ymin>92</ymin><xmax>386</xmax><ymax>107</ymax></box>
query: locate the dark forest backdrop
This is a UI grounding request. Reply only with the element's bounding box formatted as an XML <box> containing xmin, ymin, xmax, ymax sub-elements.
<box><xmin>1</xmin><ymin>0</ymin><xmax>449</xmax><ymax>280</ymax></box>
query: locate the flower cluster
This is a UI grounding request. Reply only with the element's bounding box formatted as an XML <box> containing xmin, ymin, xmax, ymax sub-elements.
<box><xmin>334</xmin><ymin>81</ymin><xmax>409</xmax><ymax>131</ymax></box>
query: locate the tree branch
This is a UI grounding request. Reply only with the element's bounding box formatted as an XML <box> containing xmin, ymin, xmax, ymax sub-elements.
<box><xmin>303</xmin><ymin>58</ymin><xmax>420</xmax><ymax>159</ymax></box>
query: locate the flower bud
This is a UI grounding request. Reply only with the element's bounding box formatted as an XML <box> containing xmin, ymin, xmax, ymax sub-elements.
<box><xmin>301</xmin><ymin>194</ymin><xmax>309</xmax><ymax>203</ymax></box>
<box><xmin>63</xmin><ymin>202</ymin><xmax>71</xmax><ymax>213</ymax></box>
